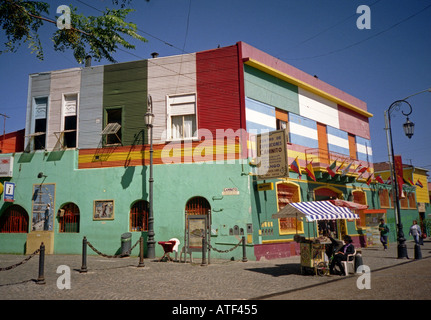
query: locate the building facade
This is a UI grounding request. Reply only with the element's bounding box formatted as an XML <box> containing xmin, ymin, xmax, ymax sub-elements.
<box><xmin>0</xmin><ymin>42</ymin><xmax>393</xmax><ymax>260</ymax></box>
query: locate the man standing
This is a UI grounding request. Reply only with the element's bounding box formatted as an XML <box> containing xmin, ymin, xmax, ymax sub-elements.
<box><xmin>409</xmin><ymin>220</ymin><xmax>421</xmax><ymax>245</ymax></box>
<box><xmin>379</xmin><ymin>218</ymin><xmax>389</xmax><ymax>251</ymax></box>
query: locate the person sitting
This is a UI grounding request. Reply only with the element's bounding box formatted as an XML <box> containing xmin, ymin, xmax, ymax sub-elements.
<box><xmin>330</xmin><ymin>235</ymin><xmax>355</xmax><ymax>276</ymax></box>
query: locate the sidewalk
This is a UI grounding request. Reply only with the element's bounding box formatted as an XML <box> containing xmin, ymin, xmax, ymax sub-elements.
<box><xmin>0</xmin><ymin>239</ymin><xmax>430</xmax><ymax>300</ymax></box>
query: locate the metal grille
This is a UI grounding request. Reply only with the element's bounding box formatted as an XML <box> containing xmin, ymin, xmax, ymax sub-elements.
<box><xmin>0</xmin><ymin>205</ymin><xmax>29</xmax><ymax>233</ymax></box>
<box><xmin>185</xmin><ymin>197</ymin><xmax>210</xmax><ymax>216</ymax></box>
<box><xmin>130</xmin><ymin>200</ymin><xmax>149</xmax><ymax>232</ymax></box>
<box><xmin>59</xmin><ymin>203</ymin><xmax>80</xmax><ymax>233</ymax></box>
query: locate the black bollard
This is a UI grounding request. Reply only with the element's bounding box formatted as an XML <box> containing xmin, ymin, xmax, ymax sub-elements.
<box><xmin>414</xmin><ymin>244</ymin><xmax>422</xmax><ymax>260</ymax></box>
<box><xmin>242</xmin><ymin>236</ymin><xmax>248</xmax><ymax>262</ymax></box>
<box><xmin>36</xmin><ymin>242</ymin><xmax>46</xmax><ymax>285</ymax></box>
<box><xmin>355</xmin><ymin>252</ymin><xmax>363</xmax><ymax>273</ymax></box>
<box><xmin>138</xmin><ymin>236</ymin><xmax>145</xmax><ymax>267</ymax></box>
<box><xmin>201</xmin><ymin>237</ymin><xmax>207</xmax><ymax>266</ymax></box>
<box><xmin>80</xmin><ymin>236</ymin><xmax>88</xmax><ymax>273</ymax></box>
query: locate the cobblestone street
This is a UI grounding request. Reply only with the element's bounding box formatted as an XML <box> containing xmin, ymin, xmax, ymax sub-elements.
<box><xmin>1</xmin><ymin>239</ymin><xmax>430</xmax><ymax>303</ymax></box>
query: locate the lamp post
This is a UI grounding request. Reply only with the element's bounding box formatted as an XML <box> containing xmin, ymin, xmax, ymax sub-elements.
<box><xmin>384</xmin><ymin>100</ymin><xmax>414</xmax><ymax>259</ymax></box>
<box><xmin>145</xmin><ymin>94</ymin><xmax>155</xmax><ymax>259</ymax></box>
<box><xmin>384</xmin><ymin>87</ymin><xmax>430</xmax><ymax>259</ymax></box>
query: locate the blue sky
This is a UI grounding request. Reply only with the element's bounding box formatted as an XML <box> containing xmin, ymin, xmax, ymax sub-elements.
<box><xmin>1</xmin><ymin>0</ymin><xmax>430</xmax><ymax>180</ymax></box>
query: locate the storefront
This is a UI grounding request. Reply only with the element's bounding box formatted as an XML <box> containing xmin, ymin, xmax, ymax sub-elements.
<box><xmin>356</xmin><ymin>209</ymin><xmax>387</xmax><ymax>247</ymax></box>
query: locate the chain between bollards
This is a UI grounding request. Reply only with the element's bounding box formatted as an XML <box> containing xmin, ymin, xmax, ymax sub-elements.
<box><xmin>36</xmin><ymin>242</ymin><xmax>46</xmax><ymax>285</ymax></box>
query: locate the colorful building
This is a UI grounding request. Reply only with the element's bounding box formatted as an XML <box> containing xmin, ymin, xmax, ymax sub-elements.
<box><xmin>1</xmin><ymin>42</ymin><xmax>382</xmax><ymax>260</ymax></box>
<box><xmin>374</xmin><ymin>161</ymin><xmax>430</xmax><ymax>240</ymax></box>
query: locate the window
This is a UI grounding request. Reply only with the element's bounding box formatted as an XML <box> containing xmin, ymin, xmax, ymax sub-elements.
<box><xmin>276</xmin><ymin>183</ymin><xmax>303</xmax><ymax>235</ymax></box>
<box><xmin>58</xmin><ymin>203</ymin><xmax>80</xmax><ymax>233</ymax></box>
<box><xmin>63</xmin><ymin>94</ymin><xmax>78</xmax><ymax>148</ymax></box>
<box><xmin>352</xmin><ymin>190</ymin><xmax>367</xmax><ymax>205</ymax></box>
<box><xmin>408</xmin><ymin>192</ymin><xmax>416</xmax><ymax>209</ymax></box>
<box><xmin>130</xmin><ymin>200</ymin><xmax>149</xmax><ymax>232</ymax></box>
<box><xmin>379</xmin><ymin>189</ymin><xmax>391</xmax><ymax>208</ymax></box>
<box><xmin>167</xmin><ymin>94</ymin><xmax>197</xmax><ymax>140</ymax></box>
<box><xmin>33</xmin><ymin>97</ymin><xmax>48</xmax><ymax>150</ymax></box>
<box><xmin>103</xmin><ymin>107</ymin><xmax>122</xmax><ymax>145</ymax></box>
<box><xmin>400</xmin><ymin>192</ymin><xmax>409</xmax><ymax>209</ymax></box>
<box><xmin>0</xmin><ymin>205</ymin><xmax>29</xmax><ymax>233</ymax></box>
<box><xmin>275</xmin><ymin>108</ymin><xmax>289</xmax><ymax>141</ymax></box>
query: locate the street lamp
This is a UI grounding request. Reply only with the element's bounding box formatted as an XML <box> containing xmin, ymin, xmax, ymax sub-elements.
<box><xmin>385</xmin><ymin>99</ymin><xmax>413</xmax><ymax>259</ymax></box>
<box><xmin>145</xmin><ymin>94</ymin><xmax>155</xmax><ymax>259</ymax></box>
<box><xmin>384</xmin><ymin>87</ymin><xmax>430</xmax><ymax>259</ymax></box>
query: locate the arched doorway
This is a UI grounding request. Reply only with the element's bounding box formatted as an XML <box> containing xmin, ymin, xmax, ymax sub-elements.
<box><xmin>130</xmin><ymin>200</ymin><xmax>149</xmax><ymax>232</ymax></box>
<box><xmin>0</xmin><ymin>205</ymin><xmax>29</xmax><ymax>233</ymax></box>
<box><xmin>184</xmin><ymin>196</ymin><xmax>211</xmax><ymax>262</ymax></box>
<box><xmin>185</xmin><ymin>196</ymin><xmax>211</xmax><ymax>216</ymax></box>
<box><xmin>58</xmin><ymin>202</ymin><xmax>80</xmax><ymax>233</ymax></box>
<box><xmin>314</xmin><ymin>186</ymin><xmax>343</xmax><ymax>201</ymax></box>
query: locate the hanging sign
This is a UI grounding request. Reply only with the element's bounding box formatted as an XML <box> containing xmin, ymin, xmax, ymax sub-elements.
<box><xmin>256</xmin><ymin>130</ymin><xmax>288</xmax><ymax>180</ymax></box>
<box><xmin>257</xmin><ymin>182</ymin><xmax>273</xmax><ymax>191</ymax></box>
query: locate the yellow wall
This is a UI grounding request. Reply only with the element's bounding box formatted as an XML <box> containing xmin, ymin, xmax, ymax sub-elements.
<box><xmin>413</xmin><ymin>172</ymin><xmax>429</xmax><ymax>203</ymax></box>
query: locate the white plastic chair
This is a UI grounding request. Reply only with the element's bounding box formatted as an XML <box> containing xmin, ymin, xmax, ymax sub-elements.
<box><xmin>169</xmin><ymin>238</ymin><xmax>180</xmax><ymax>261</ymax></box>
<box><xmin>341</xmin><ymin>249</ymin><xmax>356</xmax><ymax>275</ymax></box>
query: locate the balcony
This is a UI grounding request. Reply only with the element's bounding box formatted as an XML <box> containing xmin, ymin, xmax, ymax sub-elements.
<box><xmin>304</xmin><ymin>148</ymin><xmax>372</xmax><ymax>181</ymax></box>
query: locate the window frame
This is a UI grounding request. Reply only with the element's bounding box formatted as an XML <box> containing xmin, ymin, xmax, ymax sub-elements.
<box><xmin>61</xmin><ymin>93</ymin><xmax>79</xmax><ymax>149</ymax></box>
<box><xmin>31</xmin><ymin>96</ymin><xmax>49</xmax><ymax>151</ymax></box>
<box><xmin>166</xmin><ymin>93</ymin><xmax>198</xmax><ymax>141</ymax></box>
<box><xmin>103</xmin><ymin>106</ymin><xmax>124</xmax><ymax>146</ymax></box>
<box><xmin>275</xmin><ymin>181</ymin><xmax>304</xmax><ymax>235</ymax></box>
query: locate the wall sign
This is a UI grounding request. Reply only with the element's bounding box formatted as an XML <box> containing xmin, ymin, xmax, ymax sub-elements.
<box><xmin>0</xmin><ymin>157</ymin><xmax>13</xmax><ymax>177</ymax></box>
<box><xmin>256</xmin><ymin>130</ymin><xmax>288</xmax><ymax>180</ymax></box>
<box><xmin>4</xmin><ymin>182</ymin><xmax>15</xmax><ymax>202</ymax></box>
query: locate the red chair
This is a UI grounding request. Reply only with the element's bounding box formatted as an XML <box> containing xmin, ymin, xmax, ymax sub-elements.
<box><xmin>158</xmin><ymin>240</ymin><xmax>176</xmax><ymax>262</ymax></box>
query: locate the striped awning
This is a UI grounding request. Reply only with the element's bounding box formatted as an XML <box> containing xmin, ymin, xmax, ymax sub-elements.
<box><xmin>272</xmin><ymin>201</ymin><xmax>359</xmax><ymax>222</ymax></box>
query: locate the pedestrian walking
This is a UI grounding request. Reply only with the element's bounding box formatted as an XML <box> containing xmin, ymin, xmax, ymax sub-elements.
<box><xmin>378</xmin><ymin>218</ymin><xmax>389</xmax><ymax>251</ymax></box>
<box><xmin>409</xmin><ymin>220</ymin><xmax>421</xmax><ymax>245</ymax></box>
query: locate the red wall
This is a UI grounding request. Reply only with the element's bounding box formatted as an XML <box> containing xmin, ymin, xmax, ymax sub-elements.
<box><xmin>196</xmin><ymin>45</ymin><xmax>243</xmax><ymax>136</ymax></box>
<box><xmin>0</xmin><ymin>129</ymin><xmax>25</xmax><ymax>153</ymax></box>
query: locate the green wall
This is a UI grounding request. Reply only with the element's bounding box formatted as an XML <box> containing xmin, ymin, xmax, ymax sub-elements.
<box><xmin>0</xmin><ymin>150</ymin><xmax>253</xmax><ymax>260</ymax></box>
<box><xmin>103</xmin><ymin>60</ymin><xmax>148</xmax><ymax>146</ymax></box>
<box><xmin>244</xmin><ymin>65</ymin><xmax>299</xmax><ymax>113</ymax></box>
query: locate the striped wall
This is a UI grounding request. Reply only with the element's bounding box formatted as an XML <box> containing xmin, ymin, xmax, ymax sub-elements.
<box><xmin>78</xmin><ymin>138</ymin><xmax>242</xmax><ymax>169</ymax></box>
<box><xmin>288</xmin><ymin>113</ymin><xmax>318</xmax><ymax>149</ymax></box>
<box><xmin>24</xmin><ymin>42</ymin><xmax>374</xmax><ymax>176</ymax></box>
<box><xmin>298</xmin><ymin>87</ymin><xmax>339</xmax><ymax>129</ymax></box>
<box><xmin>327</xmin><ymin>126</ymin><xmax>349</xmax><ymax>156</ymax></box>
<box><xmin>245</xmin><ymin>97</ymin><xmax>276</xmax><ymax>133</ymax></box>
<box><xmin>355</xmin><ymin>136</ymin><xmax>373</xmax><ymax>163</ymax></box>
